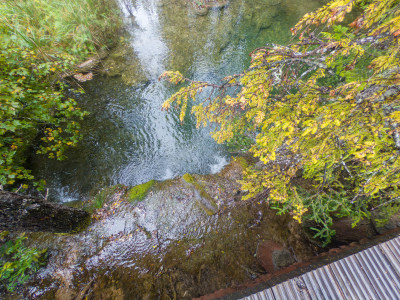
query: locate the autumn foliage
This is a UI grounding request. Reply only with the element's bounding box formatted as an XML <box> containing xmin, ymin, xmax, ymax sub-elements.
<box><xmin>161</xmin><ymin>0</ymin><xmax>400</xmax><ymax>243</ymax></box>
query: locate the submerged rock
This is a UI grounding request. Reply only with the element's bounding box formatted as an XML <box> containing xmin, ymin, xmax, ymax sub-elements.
<box><xmin>20</xmin><ymin>157</ymin><xmax>317</xmax><ymax>299</ymax></box>
<box><xmin>192</xmin><ymin>0</ymin><xmax>230</xmax><ymax>16</ymax></box>
<box><xmin>100</xmin><ymin>43</ymin><xmax>148</xmax><ymax>86</ymax></box>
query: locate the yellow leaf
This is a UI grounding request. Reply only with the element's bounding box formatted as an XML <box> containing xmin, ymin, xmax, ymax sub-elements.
<box><xmin>311</xmin><ymin>127</ymin><xmax>318</xmax><ymax>134</ymax></box>
<box><xmin>302</xmin><ymin>127</ymin><xmax>312</xmax><ymax>136</ymax></box>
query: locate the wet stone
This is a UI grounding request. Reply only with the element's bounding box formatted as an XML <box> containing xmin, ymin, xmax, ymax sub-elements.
<box><xmin>22</xmin><ymin>159</ymin><xmax>316</xmax><ymax>299</ymax></box>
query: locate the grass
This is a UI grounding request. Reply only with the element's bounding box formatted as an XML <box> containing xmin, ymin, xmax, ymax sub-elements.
<box><xmin>0</xmin><ymin>0</ymin><xmax>121</xmax><ymax>62</ymax></box>
<box><xmin>86</xmin><ymin>185</ymin><xmax>125</xmax><ymax>212</ymax></box>
<box><xmin>0</xmin><ymin>0</ymin><xmax>121</xmax><ymax>189</ymax></box>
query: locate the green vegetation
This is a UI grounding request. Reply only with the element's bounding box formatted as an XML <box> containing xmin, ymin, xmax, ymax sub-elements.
<box><xmin>0</xmin><ymin>232</ymin><xmax>47</xmax><ymax>292</ymax></box>
<box><xmin>0</xmin><ymin>0</ymin><xmax>120</xmax><ymax>191</ymax></box>
<box><xmin>0</xmin><ymin>0</ymin><xmax>120</xmax><ymax>290</ymax></box>
<box><xmin>162</xmin><ymin>0</ymin><xmax>400</xmax><ymax>244</ymax></box>
<box><xmin>90</xmin><ymin>185</ymin><xmax>123</xmax><ymax>210</ymax></box>
<box><xmin>373</xmin><ymin>203</ymin><xmax>400</xmax><ymax>229</ymax></box>
<box><xmin>126</xmin><ymin>180</ymin><xmax>156</xmax><ymax>204</ymax></box>
<box><xmin>234</xmin><ymin>157</ymin><xmax>249</xmax><ymax>169</ymax></box>
<box><xmin>225</xmin><ymin>133</ymin><xmax>254</xmax><ymax>153</ymax></box>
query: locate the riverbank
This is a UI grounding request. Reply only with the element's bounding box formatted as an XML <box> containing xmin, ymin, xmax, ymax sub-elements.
<box><xmin>0</xmin><ymin>0</ymin><xmax>122</xmax><ymax>292</ymax></box>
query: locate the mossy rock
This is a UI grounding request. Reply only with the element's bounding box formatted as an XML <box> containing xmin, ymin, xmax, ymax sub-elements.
<box><xmin>86</xmin><ymin>184</ymin><xmax>126</xmax><ymax>211</ymax></box>
<box><xmin>234</xmin><ymin>156</ymin><xmax>249</xmax><ymax>169</ymax></box>
<box><xmin>71</xmin><ymin>213</ymin><xmax>92</xmax><ymax>234</ymax></box>
<box><xmin>126</xmin><ymin>180</ymin><xmax>156</xmax><ymax>204</ymax></box>
<box><xmin>182</xmin><ymin>173</ymin><xmax>195</xmax><ymax>184</ymax></box>
<box><xmin>182</xmin><ymin>173</ymin><xmax>218</xmax><ymax>215</ymax></box>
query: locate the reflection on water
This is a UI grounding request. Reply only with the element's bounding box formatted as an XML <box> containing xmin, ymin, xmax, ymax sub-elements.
<box><xmin>30</xmin><ymin>0</ymin><xmax>323</xmax><ymax>202</ymax></box>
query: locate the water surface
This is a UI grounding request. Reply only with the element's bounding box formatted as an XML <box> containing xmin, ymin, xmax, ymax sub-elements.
<box><xmin>30</xmin><ymin>0</ymin><xmax>324</xmax><ymax>202</ymax></box>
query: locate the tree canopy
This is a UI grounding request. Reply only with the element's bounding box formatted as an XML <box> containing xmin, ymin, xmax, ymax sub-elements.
<box><xmin>161</xmin><ymin>0</ymin><xmax>400</xmax><ymax>244</ymax></box>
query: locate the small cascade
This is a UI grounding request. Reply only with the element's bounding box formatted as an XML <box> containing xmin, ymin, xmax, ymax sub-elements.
<box><xmin>116</xmin><ymin>0</ymin><xmax>168</xmax><ymax>79</ymax></box>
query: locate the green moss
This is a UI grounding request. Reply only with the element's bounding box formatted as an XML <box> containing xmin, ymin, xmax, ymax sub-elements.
<box><xmin>86</xmin><ymin>184</ymin><xmax>126</xmax><ymax>212</ymax></box>
<box><xmin>126</xmin><ymin>180</ymin><xmax>156</xmax><ymax>204</ymax></box>
<box><xmin>234</xmin><ymin>157</ymin><xmax>249</xmax><ymax>170</ymax></box>
<box><xmin>182</xmin><ymin>173</ymin><xmax>195</xmax><ymax>183</ymax></box>
<box><xmin>373</xmin><ymin>204</ymin><xmax>400</xmax><ymax>228</ymax></box>
<box><xmin>64</xmin><ymin>199</ymin><xmax>85</xmax><ymax>209</ymax></box>
<box><xmin>70</xmin><ymin>213</ymin><xmax>92</xmax><ymax>234</ymax></box>
<box><xmin>196</xmin><ymin>201</ymin><xmax>217</xmax><ymax>216</ymax></box>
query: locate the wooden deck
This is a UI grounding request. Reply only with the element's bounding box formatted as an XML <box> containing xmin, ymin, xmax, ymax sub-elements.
<box><xmin>242</xmin><ymin>235</ymin><xmax>400</xmax><ymax>300</ymax></box>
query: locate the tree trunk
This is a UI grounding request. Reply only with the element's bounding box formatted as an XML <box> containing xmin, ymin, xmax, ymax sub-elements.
<box><xmin>0</xmin><ymin>191</ymin><xmax>90</xmax><ymax>233</ymax></box>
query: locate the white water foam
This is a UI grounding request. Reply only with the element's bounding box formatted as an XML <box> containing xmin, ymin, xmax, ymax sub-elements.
<box><xmin>116</xmin><ymin>0</ymin><xmax>168</xmax><ymax>79</ymax></box>
<box><xmin>162</xmin><ymin>168</ymin><xmax>175</xmax><ymax>180</ymax></box>
<box><xmin>209</xmin><ymin>156</ymin><xmax>228</xmax><ymax>174</ymax></box>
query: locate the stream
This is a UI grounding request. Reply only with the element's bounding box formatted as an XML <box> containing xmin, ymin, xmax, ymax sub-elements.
<box><xmin>21</xmin><ymin>0</ymin><xmax>326</xmax><ymax>298</ymax></box>
<box><xmin>30</xmin><ymin>0</ymin><xmax>323</xmax><ymax>203</ymax></box>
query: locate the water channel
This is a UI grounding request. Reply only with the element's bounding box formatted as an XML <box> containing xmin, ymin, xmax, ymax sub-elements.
<box><xmin>30</xmin><ymin>0</ymin><xmax>323</xmax><ymax>203</ymax></box>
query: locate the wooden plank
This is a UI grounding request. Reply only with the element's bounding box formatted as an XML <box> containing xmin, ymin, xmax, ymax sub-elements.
<box><xmin>339</xmin><ymin>258</ymin><xmax>372</xmax><ymax>299</ymax></box>
<box><xmin>289</xmin><ymin>277</ymin><xmax>312</xmax><ymax>300</ymax></box>
<box><xmin>261</xmin><ymin>288</ymin><xmax>276</xmax><ymax>300</ymax></box>
<box><xmin>363</xmin><ymin>247</ymin><xmax>400</xmax><ymax>298</ymax></box>
<box><xmin>271</xmin><ymin>285</ymin><xmax>285</xmax><ymax>300</ymax></box>
<box><xmin>276</xmin><ymin>282</ymin><xmax>296</xmax><ymax>300</ymax></box>
<box><xmin>316</xmin><ymin>266</ymin><xmax>344</xmax><ymax>300</ymax></box>
<box><xmin>355</xmin><ymin>250</ymin><xmax>392</xmax><ymax>299</ymax></box>
<box><xmin>302</xmin><ymin>271</ymin><xmax>325</xmax><ymax>299</ymax></box>
<box><xmin>281</xmin><ymin>281</ymin><xmax>301</xmax><ymax>300</ymax></box>
<box><xmin>309</xmin><ymin>268</ymin><xmax>331</xmax><ymax>299</ymax></box>
<box><xmin>287</xmin><ymin>277</ymin><xmax>311</xmax><ymax>300</ymax></box>
<box><xmin>390</xmin><ymin>236</ymin><xmax>400</xmax><ymax>249</ymax></box>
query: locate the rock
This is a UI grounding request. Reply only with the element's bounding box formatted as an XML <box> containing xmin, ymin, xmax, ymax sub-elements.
<box><xmin>90</xmin><ymin>285</ymin><xmax>124</xmax><ymax>300</ymax></box>
<box><xmin>272</xmin><ymin>249</ymin><xmax>296</xmax><ymax>269</ymax></box>
<box><xmin>257</xmin><ymin>240</ymin><xmax>295</xmax><ymax>272</ymax></box>
<box><xmin>251</xmin><ymin>0</ymin><xmax>280</xmax><ymax>31</ymax></box>
<box><xmin>55</xmin><ymin>287</ymin><xmax>76</xmax><ymax>300</ymax></box>
<box><xmin>0</xmin><ymin>191</ymin><xmax>90</xmax><ymax>233</ymax></box>
<box><xmin>100</xmin><ymin>44</ymin><xmax>148</xmax><ymax>86</ymax></box>
<box><xmin>194</xmin><ymin>7</ymin><xmax>209</xmax><ymax>16</ymax></box>
<box><xmin>192</xmin><ymin>0</ymin><xmax>230</xmax><ymax>16</ymax></box>
<box><xmin>17</xmin><ymin>158</ymin><xmax>317</xmax><ymax>299</ymax></box>
<box><xmin>371</xmin><ymin>207</ymin><xmax>400</xmax><ymax>234</ymax></box>
<box><xmin>332</xmin><ymin>217</ymin><xmax>376</xmax><ymax>244</ymax></box>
